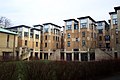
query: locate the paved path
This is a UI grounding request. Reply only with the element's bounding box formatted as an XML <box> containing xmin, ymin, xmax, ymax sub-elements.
<box><xmin>100</xmin><ymin>72</ymin><xmax>120</xmax><ymax>80</ymax></box>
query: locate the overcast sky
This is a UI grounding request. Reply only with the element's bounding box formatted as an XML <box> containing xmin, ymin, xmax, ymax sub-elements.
<box><xmin>0</xmin><ymin>0</ymin><xmax>120</xmax><ymax>27</ymax></box>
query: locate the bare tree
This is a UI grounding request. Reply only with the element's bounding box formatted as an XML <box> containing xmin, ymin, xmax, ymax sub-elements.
<box><xmin>0</xmin><ymin>16</ymin><xmax>12</xmax><ymax>28</ymax></box>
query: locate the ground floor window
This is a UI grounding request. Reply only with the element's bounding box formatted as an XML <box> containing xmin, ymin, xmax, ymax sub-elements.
<box><xmin>66</xmin><ymin>53</ymin><xmax>72</xmax><ymax>61</ymax></box>
<box><xmin>35</xmin><ymin>52</ymin><xmax>38</xmax><ymax>59</ymax></box>
<box><xmin>81</xmin><ymin>53</ymin><xmax>88</xmax><ymax>61</ymax></box>
<box><xmin>90</xmin><ymin>53</ymin><xmax>95</xmax><ymax>61</ymax></box>
<box><xmin>3</xmin><ymin>52</ymin><xmax>11</xmax><ymax>61</ymax></box>
<box><xmin>40</xmin><ymin>53</ymin><xmax>42</xmax><ymax>59</ymax></box>
<box><xmin>114</xmin><ymin>52</ymin><xmax>118</xmax><ymax>58</ymax></box>
<box><xmin>44</xmin><ymin>53</ymin><xmax>48</xmax><ymax>60</ymax></box>
<box><xmin>74</xmin><ymin>52</ymin><xmax>79</xmax><ymax>61</ymax></box>
<box><xmin>60</xmin><ymin>53</ymin><xmax>64</xmax><ymax>60</ymax></box>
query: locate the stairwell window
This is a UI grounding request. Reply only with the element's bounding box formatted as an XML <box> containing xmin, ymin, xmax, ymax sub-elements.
<box><xmin>67</xmin><ymin>33</ymin><xmax>71</xmax><ymax>38</ymax></box>
<box><xmin>45</xmin><ymin>35</ymin><xmax>47</xmax><ymax>40</ymax></box>
<box><xmin>82</xmin><ymin>32</ymin><xmax>85</xmax><ymax>37</ymax></box>
<box><xmin>82</xmin><ymin>40</ymin><xmax>86</xmax><ymax>46</ymax></box>
<box><xmin>36</xmin><ymin>42</ymin><xmax>38</xmax><ymax>47</ymax></box>
<box><xmin>76</xmin><ymin>38</ymin><xmax>79</xmax><ymax>42</ymax></box>
<box><xmin>7</xmin><ymin>35</ymin><xmax>9</xmax><ymax>47</ymax></box>
<box><xmin>45</xmin><ymin>43</ymin><xmax>47</xmax><ymax>47</ymax></box>
<box><xmin>67</xmin><ymin>41</ymin><xmax>70</xmax><ymax>47</ymax></box>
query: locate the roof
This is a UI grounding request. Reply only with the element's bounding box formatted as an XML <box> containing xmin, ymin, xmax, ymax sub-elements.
<box><xmin>96</xmin><ymin>20</ymin><xmax>109</xmax><ymax>25</ymax></box>
<box><xmin>0</xmin><ymin>28</ymin><xmax>17</xmax><ymax>35</ymax></box>
<box><xmin>109</xmin><ymin>12</ymin><xmax>116</xmax><ymax>15</ymax></box>
<box><xmin>77</xmin><ymin>16</ymin><xmax>96</xmax><ymax>22</ymax></box>
<box><xmin>6</xmin><ymin>25</ymin><xmax>31</xmax><ymax>29</ymax></box>
<box><xmin>31</xmin><ymin>28</ymin><xmax>41</xmax><ymax>31</ymax></box>
<box><xmin>43</xmin><ymin>23</ymin><xmax>62</xmax><ymax>28</ymax></box>
<box><xmin>63</xmin><ymin>19</ymin><xmax>78</xmax><ymax>23</ymax></box>
<box><xmin>33</xmin><ymin>24</ymin><xmax>43</xmax><ymax>27</ymax></box>
<box><xmin>114</xmin><ymin>6</ymin><xmax>120</xmax><ymax>11</ymax></box>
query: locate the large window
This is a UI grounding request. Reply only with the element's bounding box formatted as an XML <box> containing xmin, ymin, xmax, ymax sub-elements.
<box><xmin>80</xmin><ymin>19</ymin><xmax>88</xmax><ymax>28</ymax></box>
<box><xmin>35</xmin><ymin>34</ymin><xmax>39</xmax><ymax>39</ymax></box>
<box><xmin>81</xmin><ymin>23</ymin><xmax>87</xmax><ymax>28</ymax></box>
<box><xmin>24</xmin><ymin>32</ymin><xmax>28</xmax><ymax>37</ymax></box>
<box><xmin>82</xmin><ymin>40</ymin><xmax>86</xmax><ymax>46</ymax></box>
<box><xmin>44</xmin><ymin>25</ymin><xmax>49</xmax><ymax>33</ymax></box>
<box><xmin>67</xmin><ymin>41</ymin><xmax>70</xmax><ymax>47</ymax></box>
<box><xmin>66</xmin><ymin>25</ymin><xmax>72</xmax><ymax>30</ymax></box>
<box><xmin>67</xmin><ymin>33</ymin><xmax>71</xmax><ymax>38</ymax></box>
<box><xmin>112</xmin><ymin>14</ymin><xmax>117</xmax><ymax>25</ymax></box>
<box><xmin>66</xmin><ymin>21</ymin><xmax>72</xmax><ymax>30</ymax></box>
<box><xmin>74</xmin><ymin>24</ymin><xmax>79</xmax><ymax>30</ymax></box>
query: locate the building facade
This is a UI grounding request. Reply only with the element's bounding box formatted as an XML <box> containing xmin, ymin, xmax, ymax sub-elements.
<box><xmin>0</xmin><ymin>28</ymin><xmax>17</xmax><ymax>61</ymax></box>
<box><xmin>61</xmin><ymin>16</ymin><xmax>97</xmax><ymax>61</ymax></box>
<box><xmin>41</xmin><ymin>23</ymin><xmax>62</xmax><ymax>60</ymax></box>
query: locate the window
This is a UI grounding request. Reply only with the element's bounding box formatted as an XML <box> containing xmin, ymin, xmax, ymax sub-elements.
<box><xmin>66</xmin><ymin>25</ymin><xmax>72</xmax><ymax>30</ymax></box>
<box><xmin>56</xmin><ymin>43</ymin><xmax>58</xmax><ymax>48</ymax></box>
<box><xmin>36</xmin><ymin>42</ymin><xmax>38</xmax><ymax>47</ymax></box>
<box><xmin>99</xmin><ymin>36</ymin><xmax>102</xmax><ymax>41</ymax></box>
<box><xmin>82</xmin><ymin>40</ymin><xmax>86</xmax><ymax>46</ymax></box>
<box><xmin>25</xmin><ymin>40</ymin><xmax>27</xmax><ymax>46</ymax></box>
<box><xmin>98</xmin><ymin>23</ymin><xmax>102</xmax><ymax>26</ymax></box>
<box><xmin>67</xmin><ymin>33</ymin><xmax>71</xmax><ymax>38</ymax></box>
<box><xmin>67</xmin><ymin>41</ymin><xmax>70</xmax><ymax>47</ymax></box>
<box><xmin>82</xmin><ymin>32</ymin><xmax>85</xmax><ymax>37</ymax></box>
<box><xmin>81</xmin><ymin>23</ymin><xmax>87</xmax><ymax>28</ymax></box>
<box><xmin>74</xmin><ymin>24</ymin><xmax>79</xmax><ymax>30</ymax></box>
<box><xmin>44</xmin><ymin>28</ymin><xmax>49</xmax><ymax>32</ymax></box>
<box><xmin>105</xmin><ymin>35</ymin><xmax>110</xmax><ymax>41</ymax></box>
<box><xmin>7</xmin><ymin>35</ymin><xmax>9</xmax><ymax>47</ymax></box>
<box><xmin>94</xmin><ymin>33</ymin><xmax>96</xmax><ymax>39</ymax></box>
<box><xmin>76</xmin><ymin>38</ymin><xmax>79</xmax><ymax>42</ymax></box>
<box><xmin>30</xmin><ymin>33</ymin><xmax>33</xmax><ymax>38</ymax></box>
<box><xmin>45</xmin><ymin>35</ymin><xmax>47</xmax><ymax>40</ymax></box>
<box><xmin>113</xmin><ymin>19</ymin><xmax>117</xmax><ymax>24</ymax></box>
<box><xmin>98</xmin><ymin>29</ymin><xmax>103</xmax><ymax>34</ymax></box>
<box><xmin>45</xmin><ymin>43</ymin><xmax>47</xmax><ymax>47</ymax></box>
<box><xmin>24</xmin><ymin>32</ymin><xmax>28</xmax><ymax>37</ymax></box>
<box><xmin>35</xmin><ymin>34</ymin><xmax>39</xmax><ymax>39</ymax></box>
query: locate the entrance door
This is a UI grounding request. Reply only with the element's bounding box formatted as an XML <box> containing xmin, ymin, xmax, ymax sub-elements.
<box><xmin>66</xmin><ymin>53</ymin><xmax>72</xmax><ymax>61</ymax></box>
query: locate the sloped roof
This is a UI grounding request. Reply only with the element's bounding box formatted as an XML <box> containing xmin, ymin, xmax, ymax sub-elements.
<box><xmin>0</xmin><ymin>28</ymin><xmax>17</xmax><ymax>35</ymax></box>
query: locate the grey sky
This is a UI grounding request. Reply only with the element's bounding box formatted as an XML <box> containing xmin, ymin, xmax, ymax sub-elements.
<box><xmin>0</xmin><ymin>0</ymin><xmax>120</xmax><ymax>27</ymax></box>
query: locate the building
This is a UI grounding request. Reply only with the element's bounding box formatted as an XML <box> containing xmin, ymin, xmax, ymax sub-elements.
<box><xmin>61</xmin><ymin>16</ymin><xmax>97</xmax><ymax>61</ymax></box>
<box><xmin>109</xmin><ymin>6</ymin><xmax>120</xmax><ymax>58</ymax></box>
<box><xmin>41</xmin><ymin>23</ymin><xmax>62</xmax><ymax>60</ymax></box>
<box><xmin>0</xmin><ymin>27</ymin><xmax>17</xmax><ymax>61</ymax></box>
<box><xmin>6</xmin><ymin>25</ymin><xmax>41</xmax><ymax>60</ymax></box>
<box><xmin>96</xmin><ymin>21</ymin><xmax>110</xmax><ymax>49</ymax></box>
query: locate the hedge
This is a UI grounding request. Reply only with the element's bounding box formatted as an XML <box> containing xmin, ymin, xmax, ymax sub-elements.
<box><xmin>0</xmin><ymin>59</ymin><xmax>120</xmax><ymax>80</ymax></box>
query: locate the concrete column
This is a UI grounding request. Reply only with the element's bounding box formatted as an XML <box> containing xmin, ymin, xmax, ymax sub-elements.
<box><xmin>72</xmin><ymin>21</ymin><xmax>74</xmax><ymax>33</ymax></box>
<box><xmin>42</xmin><ymin>53</ymin><xmax>44</xmax><ymax>60</ymax></box>
<box><xmin>88</xmin><ymin>52</ymin><xmax>90</xmax><ymax>61</ymax></box>
<box><xmin>22</xmin><ymin>27</ymin><xmax>24</xmax><ymax>40</ymax></box>
<box><xmin>72</xmin><ymin>52</ymin><xmax>74</xmax><ymax>61</ymax></box>
<box><xmin>64</xmin><ymin>53</ymin><xmax>66</xmax><ymax>61</ymax></box>
<box><xmin>79</xmin><ymin>53</ymin><xmax>81</xmax><ymax>61</ymax></box>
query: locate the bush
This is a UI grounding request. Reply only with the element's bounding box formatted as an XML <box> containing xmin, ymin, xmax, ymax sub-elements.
<box><xmin>0</xmin><ymin>59</ymin><xmax>120</xmax><ymax>80</ymax></box>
